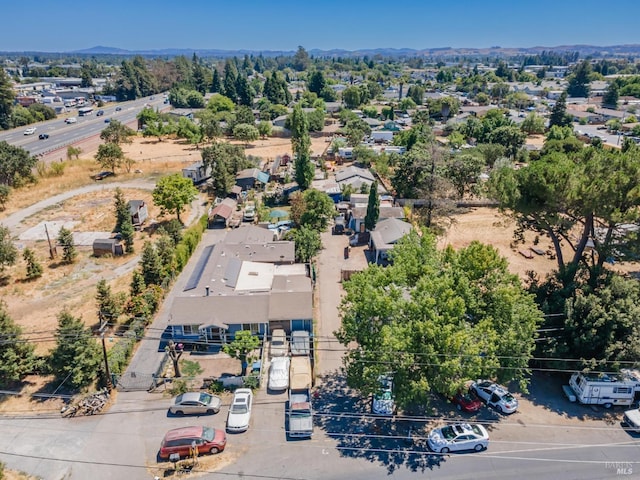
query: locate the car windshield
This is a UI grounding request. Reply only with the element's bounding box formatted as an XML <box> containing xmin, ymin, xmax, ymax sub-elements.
<box><xmin>440</xmin><ymin>426</ymin><xmax>456</xmax><ymax>440</ymax></box>
<box><xmin>199</xmin><ymin>393</ymin><xmax>212</xmax><ymax>404</ymax></box>
<box><xmin>471</xmin><ymin>424</ymin><xmax>484</xmax><ymax>436</ymax></box>
<box><xmin>202</xmin><ymin>427</ymin><xmax>214</xmax><ymax>441</ymax></box>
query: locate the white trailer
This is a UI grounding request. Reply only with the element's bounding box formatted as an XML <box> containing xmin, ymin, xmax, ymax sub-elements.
<box><xmin>567</xmin><ymin>371</ymin><xmax>640</xmax><ymax>408</ymax></box>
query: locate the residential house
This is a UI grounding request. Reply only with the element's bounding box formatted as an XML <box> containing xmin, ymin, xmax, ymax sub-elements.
<box><xmin>162</xmin><ymin>226</ymin><xmax>311</xmax><ymax>349</ymax></box>
<box><xmin>335</xmin><ymin>166</ymin><xmax>376</xmax><ymax>192</ymax></box>
<box><xmin>182</xmin><ymin>161</ymin><xmax>211</xmax><ymax>184</ymax></box>
<box><xmin>369</xmin><ymin>217</ymin><xmax>413</xmax><ymax>263</ymax></box>
<box><xmin>235</xmin><ymin>168</ymin><xmax>270</xmax><ymax>191</ymax></box>
<box><xmin>128</xmin><ymin>200</ymin><xmax>148</xmax><ymax>228</ymax></box>
<box><xmin>349</xmin><ymin>204</ymin><xmax>405</xmax><ymax>233</ymax></box>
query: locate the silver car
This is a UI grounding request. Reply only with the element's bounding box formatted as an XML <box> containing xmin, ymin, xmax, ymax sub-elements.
<box><xmin>169</xmin><ymin>392</ymin><xmax>222</xmax><ymax>415</ymax></box>
<box><xmin>428</xmin><ymin>423</ymin><xmax>489</xmax><ymax>453</ymax></box>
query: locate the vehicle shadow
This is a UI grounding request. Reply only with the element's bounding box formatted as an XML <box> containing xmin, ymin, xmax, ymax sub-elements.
<box><xmin>313</xmin><ymin>371</ymin><xmax>446</xmax><ymax>473</ymax></box>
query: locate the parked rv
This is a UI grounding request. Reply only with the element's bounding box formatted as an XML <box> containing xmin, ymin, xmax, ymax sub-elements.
<box><xmin>566</xmin><ymin>371</ymin><xmax>640</xmax><ymax>409</ymax></box>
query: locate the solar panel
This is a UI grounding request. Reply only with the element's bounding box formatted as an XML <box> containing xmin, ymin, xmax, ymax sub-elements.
<box><xmin>184</xmin><ymin>245</ymin><xmax>214</xmax><ymax>291</ymax></box>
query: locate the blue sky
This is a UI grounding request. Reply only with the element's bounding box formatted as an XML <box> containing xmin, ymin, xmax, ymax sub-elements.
<box><xmin>2</xmin><ymin>0</ymin><xmax>639</xmax><ymax>52</ymax></box>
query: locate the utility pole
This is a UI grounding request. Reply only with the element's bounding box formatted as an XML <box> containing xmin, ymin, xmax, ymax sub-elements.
<box><xmin>101</xmin><ymin>334</ymin><xmax>113</xmax><ymax>391</ymax></box>
<box><xmin>44</xmin><ymin>223</ymin><xmax>56</xmax><ymax>260</ymax></box>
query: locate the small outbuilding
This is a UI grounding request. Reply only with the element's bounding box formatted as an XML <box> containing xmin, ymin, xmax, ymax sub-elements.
<box><xmin>92</xmin><ymin>238</ymin><xmax>124</xmax><ymax>257</ymax></box>
<box><xmin>128</xmin><ymin>200</ymin><xmax>148</xmax><ymax>228</ymax></box>
<box><xmin>182</xmin><ymin>161</ymin><xmax>211</xmax><ymax>184</ymax></box>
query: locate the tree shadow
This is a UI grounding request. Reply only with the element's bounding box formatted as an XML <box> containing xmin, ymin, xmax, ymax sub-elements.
<box><xmin>313</xmin><ymin>371</ymin><xmax>447</xmax><ymax>474</ymax></box>
<box><xmin>523</xmin><ymin>371</ymin><xmax>624</xmax><ymax>422</ymax></box>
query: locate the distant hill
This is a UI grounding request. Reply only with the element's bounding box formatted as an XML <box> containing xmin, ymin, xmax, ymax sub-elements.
<box><xmin>16</xmin><ymin>44</ymin><xmax>640</xmax><ymax>58</ymax></box>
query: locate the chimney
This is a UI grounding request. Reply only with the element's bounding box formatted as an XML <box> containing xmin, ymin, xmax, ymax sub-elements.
<box><xmin>205</xmin><ymin>286</ymin><xmax>210</xmax><ymax>296</ymax></box>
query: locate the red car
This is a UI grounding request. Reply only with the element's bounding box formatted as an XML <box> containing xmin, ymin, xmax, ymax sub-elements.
<box><xmin>451</xmin><ymin>391</ymin><xmax>483</xmax><ymax>413</ymax></box>
<box><xmin>159</xmin><ymin>426</ymin><xmax>226</xmax><ymax>459</ymax></box>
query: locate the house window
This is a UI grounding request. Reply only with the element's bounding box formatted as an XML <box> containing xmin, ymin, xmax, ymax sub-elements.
<box><xmin>183</xmin><ymin>325</ymin><xmax>200</xmax><ymax>335</ymax></box>
<box><xmin>241</xmin><ymin>323</ymin><xmax>259</xmax><ymax>334</ymax></box>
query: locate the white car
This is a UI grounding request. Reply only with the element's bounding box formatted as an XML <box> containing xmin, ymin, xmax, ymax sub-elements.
<box><xmin>226</xmin><ymin>388</ymin><xmax>253</xmax><ymax>432</ymax></box>
<box><xmin>24</xmin><ymin>127</ymin><xmax>36</xmax><ymax>135</ymax></box>
<box><xmin>65</xmin><ymin>117</ymin><xmax>77</xmax><ymax>124</ymax></box>
<box><xmin>268</xmin><ymin>356</ymin><xmax>290</xmax><ymax>391</ymax></box>
<box><xmin>372</xmin><ymin>375</ymin><xmax>396</xmax><ymax>415</ymax></box>
<box><xmin>470</xmin><ymin>380</ymin><xmax>518</xmax><ymax>414</ymax></box>
<box><xmin>427</xmin><ymin>423</ymin><xmax>489</xmax><ymax>453</ymax></box>
<box><xmin>270</xmin><ymin>329</ymin><xmax>288</xmax><ymax>358</ymax></box>
<box><xmin>243</xmin><ymin>202</ymin><xmax>256</xmax><ymax>222</ymax></box>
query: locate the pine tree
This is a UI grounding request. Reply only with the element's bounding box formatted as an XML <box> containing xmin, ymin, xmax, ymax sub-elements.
<box><xmin>57</xmin><ymin>227</ymin><xmax>77</xmax><ymax>264</ymax></box>
<box><xmin>23</xmin><ymin>247</ymin><xmax>42</xmax><ymax>280</ymax></box>
<box><xmin>602</xmin><ymin>82</ymin><xmax>619</xmax><ymax>109</ymax></box>
<box><xmin>290</xmin><ymin>104</ymin><xmax>314</xmax><ymax>190</ymax></box>
<box><xmin>120</xmin><ymin>216</ymin><xmax>135</xmax><ymax>254</ymax></box>
<box><xmin>364</xmin><ymin>181</ymin><xmax>380</xmax><ymax>231</ymax></box>
<box><xmin>95</xmin><ymin>279</ymin><xmax>123</xmax><ymax>328</ymax></box>
<box><xmin>49</xmin><ymin>310</ymin><xmax>101</xmax><ymax>389</ymax></box>
<box><xmin>130</xmin><ymin>270</ymin><xmax>146</xmax><ymax>297</ymax></box>
<box><xmin>549</xmin><ymin>91</ymin><xmax>571</xmax><ymax>128</ymax></box>
<box><xmin>113</xmin><ymin>187</ymin><xmax>130</xmax><ymax>232</ymax></box>
<box><xmin>141</xmin><ymin>242</ymin><xmax>163</xmax><ymax>286</ymax></box>
<box><xmin>0</xmin><ymin>301</ymin><xmax>36</xmax><ymax>387</ymax></box>
<box><xmin>211</xmin><ymin>68</ymin><xmax>221</xmax><ymax>93</ymax></box>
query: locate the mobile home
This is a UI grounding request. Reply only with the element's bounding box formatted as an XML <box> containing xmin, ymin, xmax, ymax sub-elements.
<box><xmin>567</xmin><ymin>371</ymin><xmax>640</xmax><ymax>408</ymax></box>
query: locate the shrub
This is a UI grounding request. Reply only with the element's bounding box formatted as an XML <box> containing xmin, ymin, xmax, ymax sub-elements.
<box><xmin>168</xmin><ymin>379</ymin><xmax>189</xmax><ymax>396</ymax></box>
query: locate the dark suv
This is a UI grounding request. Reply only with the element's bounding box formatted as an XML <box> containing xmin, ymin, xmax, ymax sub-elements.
<box><xmin>333</xmin><ymin>215</ymin><xmax>346</xmax><ymax>235</ymax></box>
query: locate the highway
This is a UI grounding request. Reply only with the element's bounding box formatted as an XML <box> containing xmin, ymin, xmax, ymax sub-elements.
<box><xmin>0</xmin><ymin>95</ymin><xmax>169</xmax><ymax>157</ymax></box>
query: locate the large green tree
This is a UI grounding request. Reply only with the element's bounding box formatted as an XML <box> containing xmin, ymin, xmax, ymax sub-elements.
<box><xmin>0</xmin><ymin>69</ymin><xmax>15</xmax><ymax>129</ymax></box>
<box><xmin>100</xmin><ymin>120</ymin><xmax>135</xmax><ymax>146</ymax></box>
<box><xmin>549</xmin><ymin>91</ymin><xmax>572</xmax><ymax>128</ymax></box>
<box><xmin>0</xmin><ymin>225</ymin><xmax>17</xmax><ymax>272</ymax></box>
<box><xmin>49</xmin><ymin>311</ymin><xmax>102</xmax><ymax>389</ymax></box>
<box><xmin>223</xmin><ymin>330</ymin><xmax>260</xmax><ymax>376</ymax></box>
<box><xmin>0</xmin><ymin>302</ymin><xmax>36</xmax><ymax>386</ymax></box>
<box><xmin>290</xmin><ymin>226</ymin><xmax>322</xmax><ymax>263</ymax></box>
<box><xmin>290</xmin><ymin>104</ymin><xmax>314</xmax><ymax>190</ymax></box>
<box><xmin>567</xmin><ymin>60</ymin><xmax>592</xmax><ymax>98</ymax></box>
<box><xmin>0</xmin><ymin>142</ymin><xmax>37</xmax><ymax>187</ymax></box>
<box><xmin>95</xmin><ymin>142</ymin><xmax>124</xmax><ymax>173</ymax></box>
<box><xmin>489</xmin><ymin>147</ymin><xmax>640</xmax><ymax>287</ymax></box>
<box><xmin>152</xmin><ymin>174</ymin><xmax>198</xmax><ymax>223</ymax></box>
<box><xmin>335</xmin><ymin>231</ymin><xmax>542</xmax><ymax>406</ymax></box>
<box><xmin>299</xmin><ymin>189</ymin><xmax>335</xmax><ymax>231</ymax></box>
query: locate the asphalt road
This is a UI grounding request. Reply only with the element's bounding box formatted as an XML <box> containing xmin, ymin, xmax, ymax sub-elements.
<box><xmin>0</xmin><ymin>95</ymin><xmax>169</xmax><ymax>157</ymax></box>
